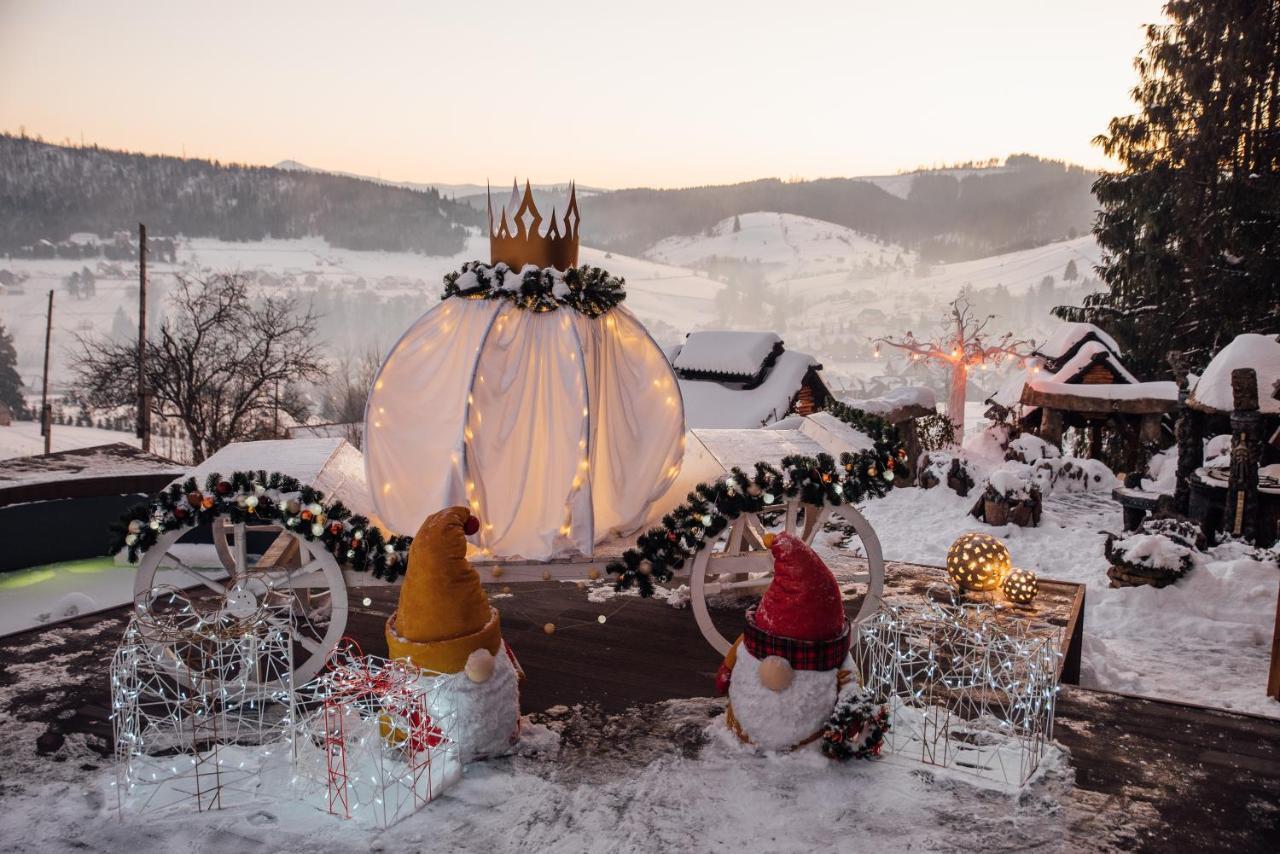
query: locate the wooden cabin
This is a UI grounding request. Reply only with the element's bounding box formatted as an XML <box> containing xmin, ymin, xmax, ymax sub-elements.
<box><xmin>672</xmin><ymin>331</ymin><xmax>830</xmax><ymax>428</ymax></box>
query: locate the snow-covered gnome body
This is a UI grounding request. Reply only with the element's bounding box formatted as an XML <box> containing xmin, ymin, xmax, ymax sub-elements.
<box><xmin>718</xmin><ymin>532</ymin><xmax>854</xmax><ymax>751</ymax></box>
<box><xmin>386</xmin><ymin>506</ymin><xmax>522</xmax><ymax>761</ymax></box>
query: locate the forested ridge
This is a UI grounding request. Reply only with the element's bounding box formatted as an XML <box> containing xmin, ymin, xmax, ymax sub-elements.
<box><xmin>0</xmin><ymin>133</ymin><xmax>481</xmax><ymax>255</ymax></box>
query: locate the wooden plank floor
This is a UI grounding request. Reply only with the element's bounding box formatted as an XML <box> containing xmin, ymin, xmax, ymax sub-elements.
<box><xmin>1</xmin><ymin>576</ymin><xmax>1277</xmax><ymax>850</ymax></box>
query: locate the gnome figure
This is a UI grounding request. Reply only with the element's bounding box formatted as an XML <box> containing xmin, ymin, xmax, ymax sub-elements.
<box><xmin>387</xmin><ymin>506</ymin><xmax>522</xmax><ymax>761</ymax></box>
<box><xmin>718</xmin><ymin>532</ymin><xmax>854</xmax><ymax>751</ymax></box>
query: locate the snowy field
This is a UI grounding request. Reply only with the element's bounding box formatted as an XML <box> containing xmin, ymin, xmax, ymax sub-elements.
<box><xmin>0</xmin><ymin>421</ymin><xmax>138</xmax><ymax>461</ymax></box>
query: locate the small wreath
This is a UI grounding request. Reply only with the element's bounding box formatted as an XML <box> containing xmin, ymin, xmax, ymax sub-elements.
<box><xmin>821</xmin><ymin>686</ymin><xmax>891</xmax><ymax>761</ymax></box>
<box><xmin>441</xmin><ymin>261</ymin><xmax>626</xmax><ymax>317</ymax></box>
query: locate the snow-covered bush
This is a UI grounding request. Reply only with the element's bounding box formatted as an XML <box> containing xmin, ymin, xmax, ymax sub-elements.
<box><xmin>1039</xmin><ymin>458</ymin><xmax>1117</xmax><ymax>494</ymax></box>
<box><xmin>1104</xmin><ymin>517</ymin><xmax>1204</xmax><ymax>588</ymax></box>
<box><xmin>972</xmin><ymin>463</ymin><xmax>1043</xmax><ymax>526</ymax></box>
<box><xmin>1204</xmin><ymin>434</ymin><xmax>1232</xmax><ymax>468</ymax></box>
<box><xmin>918</xmin><ymin>452</ymin><xmax>977</xmax><ymax>496</ymax></box>
<box><xmin>1143</xmin><ymin>447</ymin><xmax>1179</xmax><ymax>495</ymax></box>
<box><xmin>1006</xmin><ymin>434</ymin><xmax>1060</xmax><ymax>464</ymax></box>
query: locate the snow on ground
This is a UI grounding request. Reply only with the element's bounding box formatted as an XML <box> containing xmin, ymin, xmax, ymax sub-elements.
<box><xmin>0</xmin><ymin>421</ymin><xmax>139</xmax><ymax>461</ymax></box>
<box><xmin>0</xmin><ymin>681</ymin><xmax>1128</xmax><ymax>854</ymax></box>
<box><xmin>852</xmin><ymin>484</ymin><xmax>1280</xmax><ymax>719</ymax></box>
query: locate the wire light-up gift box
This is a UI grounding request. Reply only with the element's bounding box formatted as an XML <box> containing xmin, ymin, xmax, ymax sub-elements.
<box><xmin>291</xmin><ymin>641</ymin><xmax>461</xmax><ymax>828</ymax></box>
<box><xmin>111</xmin><ymin>585</ymin><xmax>297</xmax><ymax>814</ymax></box>
<box><xmin>857</xmin><ymin>592</ymin><xmax>1061</xmax><ymax>788</ymax></box>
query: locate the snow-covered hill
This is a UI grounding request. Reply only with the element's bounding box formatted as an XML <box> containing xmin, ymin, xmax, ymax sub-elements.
<box><xmin>0</xmin><ymin>233</ymin><xmax>725</xmax><ymax>394</ymax></box>
<box><xmin>646</xmin><ymin>212</ymin><xmax>913</xmax><ymax>283</ymax></box>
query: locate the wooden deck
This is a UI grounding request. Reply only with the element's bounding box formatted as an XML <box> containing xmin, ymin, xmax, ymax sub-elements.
<box><xmin>1</xmin><ymin>568</ymin><xmax>1276</xmax><ymax>850</ymax></box>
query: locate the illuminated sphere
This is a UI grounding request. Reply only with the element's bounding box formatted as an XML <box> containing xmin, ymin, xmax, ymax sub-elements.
<box><xmin>945</xmin><ymin>532</ymin><xmax>1012</xmax><ymax>592</ymax></box>
<box><xmin>365</xmin><ymin>279</ymin><xmax>685</xmax><ymax>561</ymax></box>
<box><xmin>1001</xmin><ymin>567</ymin><xmax>1039</xmax><ymax>604</ymax></box>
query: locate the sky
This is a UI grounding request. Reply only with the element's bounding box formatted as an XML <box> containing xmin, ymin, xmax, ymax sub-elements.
<box><xmin>0</xmin><ymin>0</ymin><xmax>1166</xmax><ymax>189</ymax></box>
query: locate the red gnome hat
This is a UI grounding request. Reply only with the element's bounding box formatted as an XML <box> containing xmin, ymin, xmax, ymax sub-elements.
<box><xmin>753</xmin><ymin>532</ymin><xmax>845</xmax><ymax>641</ymax></box>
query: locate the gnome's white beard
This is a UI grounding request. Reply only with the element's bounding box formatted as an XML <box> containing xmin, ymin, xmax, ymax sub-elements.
<box><xmin>429</xmin><ymin>642</ymin><xmax>520</xmax><ymax>762</ymax></box>
<box><xmin>728</xmin><ymin>649</ymin><xmax>849</xmax><ymax>752</ymax></box>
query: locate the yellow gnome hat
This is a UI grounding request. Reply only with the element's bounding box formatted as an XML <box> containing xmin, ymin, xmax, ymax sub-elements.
<box><xmin>386</xmin><ymin>506</ymin><xmax>503</xmax><ymax>673</ymax></box>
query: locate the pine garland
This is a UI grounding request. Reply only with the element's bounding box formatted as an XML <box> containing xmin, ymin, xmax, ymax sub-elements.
<box><xmin>820</xmin><ymin>686</ymin><xmax>891</xmax><ymax>761</ymax></box>
<box><xmin>109</xmin><ymin>470</ymin><xmax>413</xmax><ymax>581</ymax></box>
<box><xmin>607</xmin><ymin>403</ymin><xmax>907</xmax><ymax>596</ymax></box>
<box><xmin>441</xmin><ymin>261</ymin><xmax>626</xmax><ymax>317</ymax></box>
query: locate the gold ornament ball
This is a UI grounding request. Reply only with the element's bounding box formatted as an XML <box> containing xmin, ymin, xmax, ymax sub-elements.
<box><xmin>757</xmin><ymin>656</ymin><xmax>794</xmax><ymax>692</ymax></box>
<box><xmin>586</xmin><ymin>567</ymin><xmax>601</xmax><ymax>581</ymax></box>
<box><xmin>543</xmin><ymin>622</ymin><xmax>557</xmax><ymax>635</ymax></box>
<box><xmin>945</xmin><ymin>532</ymin><xmax>1012</xmax><ymax>592</ymax></box>
<box><xmin>491</xmin><ymin>566</ymin><xmax>503</xmax><ymax>579</ymax></box>
<box><xmin>1002</xmin><ymin>568</ymin><xmax>1039</xmax><ymax>604</ymax></box>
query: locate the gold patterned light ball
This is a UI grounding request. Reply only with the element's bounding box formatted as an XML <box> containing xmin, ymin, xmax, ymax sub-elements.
<box><xmin>1001</xmin><ymin>567</ymin><xmax>1039</xmax><ymax>604</ymax></box>
<box><xmin>946</xmin><ymin>532</ymin><xmax>1012</xmax><ymax>592</ymax></box>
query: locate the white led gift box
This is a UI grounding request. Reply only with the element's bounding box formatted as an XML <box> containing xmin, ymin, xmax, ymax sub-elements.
<box><xmin>365</xmin><ymin>182</ymin><xmax>685</xmax><ymax>560</ymax></box>
<box><xmin>111</xmin><ymin>584</ymin><xmax>298</xmax><ymax>815</ymax></box>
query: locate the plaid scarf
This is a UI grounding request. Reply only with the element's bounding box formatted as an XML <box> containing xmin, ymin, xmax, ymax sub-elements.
<box><xmin>743</xmin><ymin>607</ymin><xmax>851</xmax><ymax>671</ymax></box>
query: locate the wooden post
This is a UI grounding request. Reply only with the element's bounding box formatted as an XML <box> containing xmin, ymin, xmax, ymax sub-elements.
<box><xmin>1269</xmin><ymin>580</ymin><xmax>1280</xmax><ymax>700</ymax></box>
<box><xmin>1225</xmin><ymin>368</ymin><xmax>1261</xmax><ymax>541</ymax></box>
<box><xmin>1040</xmin><ymin>408</ymin><xmax>1064</xmax><ymax>447</ymax></box>
<box><xmin>39</xmin><ymin>290</ymin><xmax>53</xmax><ymax>455</ymax></box>
<box><xmin>136</xmin><ymin>223</ymin><xmax>151</xmax><ymax>452</ymax></box>
<box><xmin>1088</xmin><ymin>420</ymin><xmax>1103</xmax><ymax>460</ymax></box>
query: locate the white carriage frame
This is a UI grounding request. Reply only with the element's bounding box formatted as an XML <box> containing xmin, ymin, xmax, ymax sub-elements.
<box><xmin>133</xmin><ymin>497</ymin><xmax>886</xmax><ymax>676</ymax></box>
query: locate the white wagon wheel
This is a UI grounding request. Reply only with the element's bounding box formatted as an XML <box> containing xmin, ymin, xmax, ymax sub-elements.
<box><xmin>132</xmin><ymin>521</ymin><xmax>349</xmax><ymax>688</ymax></box>
<box><xmin>689</xmin><ymin>500</ymin><xmax>885</xmax><ymax>656</ymax></box>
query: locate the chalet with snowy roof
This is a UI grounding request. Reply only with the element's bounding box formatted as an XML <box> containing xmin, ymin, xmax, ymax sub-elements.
<box><xmin>672</xmin><ymin>330</ymin><xmax>830</xmax><ymax>428</ymax></box>
<box><xmin>985</xmin><ymin>322</ymin><xmax>1176</xmax><ymax>471</ymax></box>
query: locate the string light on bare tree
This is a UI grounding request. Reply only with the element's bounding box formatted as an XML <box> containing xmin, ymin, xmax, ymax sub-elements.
<box><xmin>872</xmin><ymin>296</ymin><xmax>1037</xmax><ymax>445</ymax></box>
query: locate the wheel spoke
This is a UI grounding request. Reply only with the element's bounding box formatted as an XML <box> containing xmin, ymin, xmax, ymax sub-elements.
<box><xmin>162</xmin><ymin>553</ymin><xmax>229</xmax><ymax>595</ymax></box>
<box><xmin>703</xmin><ymin>576</ymin><xmax>772</xmax><ymax>595</ymax></box>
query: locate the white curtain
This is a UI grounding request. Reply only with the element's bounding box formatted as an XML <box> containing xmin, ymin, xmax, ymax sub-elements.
<box><xmin>365</xmin><ymin>300</ymin><xmax>684</xmax><ymax>560</ymax></box>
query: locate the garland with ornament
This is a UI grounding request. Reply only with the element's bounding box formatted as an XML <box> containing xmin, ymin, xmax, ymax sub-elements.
<box><xmin>441</xmin><ymin>261</ymin><xmax>626</xmax><ymax>317</ymax></box>
<box><xmin>110</xmin><ymin>470</ymin><xmax>414</xmax><ymax>581</ymax></box>
<box><xmin>608</xmin><ymin>404</ymin><xmax>906</xmax><ymax>596</ymax></box>
<box><xmin>820</xmin><ymin>686</ymin><xmax>891</xmax><ymax>761</ymax></box>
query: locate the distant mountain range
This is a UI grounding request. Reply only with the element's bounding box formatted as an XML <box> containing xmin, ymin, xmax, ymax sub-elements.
<box><xmin>1</xmin><ymin>135</ymin><xmax>1097</xmax><ymax>263</ymax></box>
<box><xmin>0</xmin><ymin>135</ymin><xmax>481</xmax><ymax>255</ymax></box>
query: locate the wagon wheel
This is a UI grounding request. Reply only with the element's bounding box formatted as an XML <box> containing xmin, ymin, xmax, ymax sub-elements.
<box><xmin>689</xmin><ymin>501</ymin><xmax>885</xmax><ymax>655</ymax></box>
<box><xmin>132</xmin><ymin>521</ymin><xmax>349</xmax><ymax>689</ymax></box>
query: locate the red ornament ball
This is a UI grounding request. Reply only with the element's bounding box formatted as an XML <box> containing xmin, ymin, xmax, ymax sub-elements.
<box><xmin>463</xmin><ymin>514</ymin><xmax>480</xmax><ymax>536</ymax></box>
<box><xmin>186</xmin><ymin>492</ymin><xmax>203</xmax><ymax>508</ymax></box>
<box><xmin>215</xmin><ymin>480</ymin><xmax>232</xmax><ymax>496</ymax></box>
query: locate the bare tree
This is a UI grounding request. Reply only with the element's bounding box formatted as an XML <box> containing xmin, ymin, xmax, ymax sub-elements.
<box><xmin>316</xmin><ymin>346</ymin><xmax>383</xmax><ymax>447</ymax></box>
<box><xmin>74</xmin><ymin>273</ymin><xmax>323</xmax><ymax>462</ymax></box>
<box><xmin>872</xmin><ymin>296</ymin><xmax>1036</xmax><ymax>446</ymax></box>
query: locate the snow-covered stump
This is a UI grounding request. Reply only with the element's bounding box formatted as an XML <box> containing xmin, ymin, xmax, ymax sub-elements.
<box><xmin>1104</xmin><ymin>518</ymin><xmax>1204</xmax><ymax>588</ymax></box>
<box><xmin>110</xmin><ymin>587</ymin><xmax>297</xmax><ymax>815</ymax></box>
<box><xmin>857</xmin><ymin>597</ymin><xmax>1061</xmax><ymax>789</ymax></box>
<box><xmin>291</xmin><ymin>646</ymin><xmax>461</xmax><ymax>829</ymax></box>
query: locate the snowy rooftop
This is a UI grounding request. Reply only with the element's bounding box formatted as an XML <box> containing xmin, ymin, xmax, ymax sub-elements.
<box><xmin>1188</xmin><ymin>333</ymin><xmax>1280</xmax><ymax>414</ymax></box>
<box><xmin>673</xmin><ymin>331</ymin><xmax>782</xmax><ymax>378</ymax></box>
<box><xmin>679</xmin><ymin>349</ymin><xmax>818</xmax><ymax>428</ymax></box>
<box><xmin>1048</xmin><ymin>340</ymin><xmax>1137</xmax><ymax>384</ymax></box>
<box><xmin>835</xmin><ymin>386</ymin><xmax>937</xmax><ymax>418</ymax></box>
<box><xmin>1026</xmin><ymin>379</ymin><xmax>1178</xmax><ymax>402</ymax></box>
<box><xmin>1034</xmin><ymin>322</ymin><xmax>1121</xmax><ymax>362</ymax></box>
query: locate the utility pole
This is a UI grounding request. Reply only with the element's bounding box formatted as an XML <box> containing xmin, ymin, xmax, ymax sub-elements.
<box><xmin>137</xmin><ymin>223</ymin><xmax>151</xmax><ymax>452</ymax></box>
<box><xmin>40</xmin><ymin>290</ymin><xmax>53</xmax><ymax>454</ymax></box>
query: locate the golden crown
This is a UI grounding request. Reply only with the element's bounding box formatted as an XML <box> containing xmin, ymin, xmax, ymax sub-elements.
<box><xmin>488</xmin><ymin>180</ymin><xmax>580</xmax><ymax>271</ymax></box>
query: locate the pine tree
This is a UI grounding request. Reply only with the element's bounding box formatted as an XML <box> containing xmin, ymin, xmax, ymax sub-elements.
<box><xmin>1056</xmin><ymin>0</ymin><xmax>1280</xmax><ymax>376</ymax></box>
<box><xmin>1063</xmin><ymin>259</ymin><xmax>1078</xmax><ymax>281</ymax></box>
<box><xmin>0</xmin><ymin>323</ymin><xmax>25</xmax><ymax>413</ymax></box>
<box><xmin>732</xmin><ymin>214</ymin><xmax>742</xmax><ymax>233</ymax></box>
